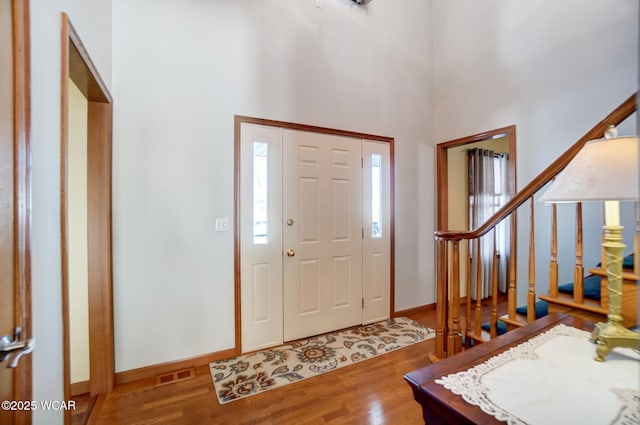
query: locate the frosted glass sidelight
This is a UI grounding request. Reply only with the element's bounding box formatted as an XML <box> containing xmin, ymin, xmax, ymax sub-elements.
<box><xmin>253</xmin><ymin>142</ymin><xmax>268</xmax><ymax>244</ymax></box>
<box><xmin>371</xmin><ymin>154</ymin><xmax>382</xmax><ymax>238</ymax></box>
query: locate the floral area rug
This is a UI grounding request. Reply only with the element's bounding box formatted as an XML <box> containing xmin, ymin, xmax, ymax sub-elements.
<box><xmin>210</xmin><ymin>317</ymin><xmax>435</xmax><ymax>404</ymax></box>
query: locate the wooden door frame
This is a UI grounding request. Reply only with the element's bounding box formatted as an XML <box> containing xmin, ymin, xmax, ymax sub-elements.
<box><xmin>436</xmin><ymin>125</ymin><xmax>517</xmax><ymax>231</ymax></box>
<box><xmin>234</xmin><ymin>116</ymin><xmax>395</xmax><ymax>354</ymax></box>
<box><xmin>60</xmin><ymin>12</ymin><xmax>114</xmax><ymax>420</ymax></box>
<box><xmin>12</xmin><ymin>1</ymin><xmax>32</xmax><ymax>423</ymax></box>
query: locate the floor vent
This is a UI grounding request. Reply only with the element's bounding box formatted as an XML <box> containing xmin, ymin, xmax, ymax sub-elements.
<box><xmin>154</xmin><ymin>367</ymin><xmax>196</xmax><ymax>387</ymax></box>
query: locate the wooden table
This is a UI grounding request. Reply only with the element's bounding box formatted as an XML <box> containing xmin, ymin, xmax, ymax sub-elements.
<box><xmin>404</xmin><ymin>313</ymin><xmax>595</xmax><ymax>425</ymax></box>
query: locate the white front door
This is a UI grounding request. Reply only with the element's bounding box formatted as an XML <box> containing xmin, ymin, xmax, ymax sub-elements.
<box><xmin>282</xmin><ymin>130</ymin><xmax>363</xmax><ymax>341</ymax></box>
<box><xmin>239</xmin><ymin>121</ymin><xmax>392</xmax><ymax>352</ymax></box>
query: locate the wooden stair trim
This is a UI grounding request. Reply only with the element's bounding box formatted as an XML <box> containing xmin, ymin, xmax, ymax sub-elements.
<box><xmin>499</xmin><ymin>315</ymin><xmax>526</xmax><ymax>328</ymax></box>
<box><xmin>435</xmin><ymin>93</ymin><xmax>637</xmax><ymax>242</ymax></box>
<box><xmin>431</xmin><ymin>94</ymin><xmax>637</xmax><ymax>360</ymax></box>
<box><xmin>465</xmin><ymin>330</ymin><xmax>489</xmax><ymax>344</ymax></box>
<box><xmin>538</xmin><ymin>294</ymin><xmax>606</xmax><ymax>315</ymax></box>
<box><xmin>587</xmin><ymin>268</ymin><xmax>639</xmax><ymax>282</ymax></box>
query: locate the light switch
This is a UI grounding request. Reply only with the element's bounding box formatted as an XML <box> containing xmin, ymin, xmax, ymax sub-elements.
<box><xmin>215</xmin><ymin>217</ymin><xmax>230</xmax><ymax>232</ymax></box>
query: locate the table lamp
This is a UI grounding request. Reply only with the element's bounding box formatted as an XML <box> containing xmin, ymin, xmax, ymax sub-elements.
<box><xmin>539</xmin><ymin>126</ymin><xmax>639</xmax><ymax>361</ymax></box>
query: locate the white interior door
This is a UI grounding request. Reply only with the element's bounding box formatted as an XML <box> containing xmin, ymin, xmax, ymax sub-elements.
<box><xmin>362</xmin><ymin>140</ymin><xmax>391</xmax><ymax>324</ymax></box>
<box><xmin>282</xmin><ymin>129</ymin><xmax>363</xmax><ymax>342</ymax></box>
<box><xmin>240</xmin><ymin>123</ymin><xmax>283</xmax><ymax>352</ymax></box>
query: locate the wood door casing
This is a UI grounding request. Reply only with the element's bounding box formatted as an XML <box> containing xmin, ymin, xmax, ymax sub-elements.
<box><xmin>60</xmin><ymin>15</ymin><xmax>114</xmax><ymax>422</ymax></box>
<box><xmin>436</xmin><ymin>125</ymin><xmax>517</xmax><ymax>231</ymax></box>
<box><xmin>235</xmin><ymin>116</ymin><xmax>395</xmax><ymax>354</ymax></box>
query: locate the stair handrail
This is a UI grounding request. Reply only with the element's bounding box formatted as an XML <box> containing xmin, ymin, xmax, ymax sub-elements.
<box><xmin>435</xmin><ymin>93</ymin><xmax>637</xmax><ymax>241</ymax></box>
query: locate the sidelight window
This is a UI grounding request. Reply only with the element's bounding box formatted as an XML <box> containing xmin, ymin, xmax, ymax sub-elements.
<box><xmin>253</xmin><ymin>142</ymin><xmax>268</xmax><ymax>244</ymax></box>
<box><xmin>371</xmin><ymin>154</ymin><xmax>382</xmax><ymax>238</ymax></box>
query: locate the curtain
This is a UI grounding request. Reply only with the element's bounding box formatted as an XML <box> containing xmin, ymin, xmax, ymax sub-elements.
<box><xmin>468</xmin><ymin>149</ymin><xmax>510</xmax><ymax>299</ymax></box>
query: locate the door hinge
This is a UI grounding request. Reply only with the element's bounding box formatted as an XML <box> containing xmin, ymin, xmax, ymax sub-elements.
<box><xmin>361</xmin><ymin>157</ymin><xmax>364</xmax><ymax>168</ymax></box>
<box><xmin>362</xmin><ymin>228</ymin><xmax>364</xmax><ymax>239</ymax></box>
<box><xmin>362</xmin><ymin>298</ymin><xmax>364</xmax><ymax>309</ymax></box>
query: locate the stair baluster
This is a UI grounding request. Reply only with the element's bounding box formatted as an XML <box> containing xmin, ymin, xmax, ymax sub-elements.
<box><xmin>507</xmin><ymin>212</ymin><xmax>517</xmax><ymax>320</ymax></box>
<box><xmin>527</xmin><ymin>197</ymin><xmax>536</xmax><ymax>322</ymax></box>
<box><xmin>490</xmin><ymin>231</ymin><xmax>499</xmax><ymax>338</ymax></box>
<box><xmin>447</xmin><ymin>239</ymin><xmax>462</xmax><ymax>356</ymax></box>
<box><xmin>465</xmin><ymin>242</ymin><xmax>472</xmax><ymax>347</ymax></box>
<box><xmin>474</xmin><ymin>238</ymin><xmax>482</xmax><ymax>338</ymax></box>
<box><xmin>549</xmin><ymin>203</ymin><xmax>559</xmax><ymax>297</ymax></box>
<box><xmin>435</xmin><ymin>239</ymin><xmax>447</xmax><ymax>358</ymax></box>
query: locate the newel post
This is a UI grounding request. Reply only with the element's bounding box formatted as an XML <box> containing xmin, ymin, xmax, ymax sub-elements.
<box><xmin>435</xmin><ymin>239</ymin><xmax>448</xmax><ymax>358</ymax></box>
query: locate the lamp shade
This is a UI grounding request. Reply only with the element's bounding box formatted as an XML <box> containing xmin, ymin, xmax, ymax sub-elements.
<box><xmin>539</xmin><ymin>136</ymin><xmax>639</xmax><ymax>203</ymax></box>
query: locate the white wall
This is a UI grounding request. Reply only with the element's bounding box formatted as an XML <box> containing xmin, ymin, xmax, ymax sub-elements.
<box><xmin>30</xmin><ymin>2</ymin><xmax>111</xmax><ymax>424</ymax></box>
<box><xmin>433</xmin><ymin>0</ymin><xmax>638</xmax><ymax>303</ymax></box>
<box><xmin>112</xmin><ymin>0</ymin><xmax>434</xmax><ymax>371</ymax></box>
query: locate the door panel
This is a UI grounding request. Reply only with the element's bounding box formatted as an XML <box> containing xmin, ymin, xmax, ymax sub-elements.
<box><xmin>0</xmin><ymin>0</ymin><xmax>15</xmax><ymax>414</ymax></box>
<box><xmin>332</xmin><ymin>256</ymin><xmax>351</xmax><ymax>307</ymax></box>
<box><xmin>240</xmin><ymin>123</ymin><xmax>284</xmax><ymax>352</ymax></box>
<box><xmin>1</xmin><ymin>1</ymin><xmax>31</xmax><ymax>423</ymax></box>
<box><xmin>299</xmin><ymin>259</ymin><xmax>320</xmax><ymax>313</ymax></box>
<box><xmin>299</xmin><ymin>178</ymin><xmax>319</xmax><ymax>242</ymax></box>
<box><xmin>251</xmin><ymin>263</ymin><xmax>270</xmax><ymax>322</ymax></box>
<box><xmin>283</xmin><ymin>130</ymin><xmax>362</xmax><ymax>341</ymax></box>
<box><xmin>362</xmin><ymin>140</ymin><xmax>391</xmax><ymax>324</ymax></box>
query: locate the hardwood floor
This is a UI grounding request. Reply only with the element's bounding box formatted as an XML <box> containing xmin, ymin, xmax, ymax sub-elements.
<box><xmin>88</xmin><ymin>309</ymin><xmax>444</xmax><ymax>425</ymax></box>
<box><xmin>71</xmin><ymin>394</ymin><xmax>97</xmax><ymax>425</ymax></box>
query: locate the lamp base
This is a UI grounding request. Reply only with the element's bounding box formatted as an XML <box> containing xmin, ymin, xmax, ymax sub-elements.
<box><xmin>589</xmin><ymin>224</ymin><xmax>640</xmax><ymax>361</ymax></box>
<box><xmin>590</xmin><ymin>321</ymin><xmax>640</xmax><ymax>362</ymax></box>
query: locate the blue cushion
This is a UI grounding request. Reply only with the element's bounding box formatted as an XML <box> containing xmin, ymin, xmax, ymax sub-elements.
<box><xmin>461</xmin><ymin>336</ymin><xmax>476</xmax><ymax>347</ymax></box>
<box><xmin>623</xmin><ymin>253</ymin><xmax>635</xmax><ymax>269</ymax></box>
<box><xmin>515</xmin><ymin>300</ymin><xmax>549</xmax><ymax>319</ymax></box>
<box><xmin>597</xmin><ymin>253</ymin><xmax>635</xmax><ymax>269</ymax></box>
<box><xmin>558</xmin><ymin>274</ymin><xmax>601</xmax><ymax>300</ymax></box>
<box><xmin>481</xmin><ymin>320</ymin><xmax>508</xmax><ymax>335</ymax></box>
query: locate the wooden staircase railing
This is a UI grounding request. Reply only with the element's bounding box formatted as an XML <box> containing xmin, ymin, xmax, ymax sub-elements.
<box><xmin>433</xmin><ymin>93</ymin><xmax>638</xmax><ymax>359</ymax></box>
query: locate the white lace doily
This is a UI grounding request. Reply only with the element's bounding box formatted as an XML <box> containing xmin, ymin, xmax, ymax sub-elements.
<box><xmin>435</xmin><ymin>324</ymin><xmax>640</xmax><ymax>425</ymax></box>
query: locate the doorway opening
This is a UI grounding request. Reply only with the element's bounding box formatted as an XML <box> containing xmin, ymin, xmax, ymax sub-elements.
<box><xmin>436</xmin><ymin>126</ymin><xmax>517</xmax><ymax>298</ymax></box>
<box><xmin>60</xmin><ymin>14</ymin><xmax>114</xmax><ymax>425</ymax></box>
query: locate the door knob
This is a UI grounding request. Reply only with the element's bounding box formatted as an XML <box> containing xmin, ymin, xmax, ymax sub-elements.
<box><xmin>287</xmin><ymin>249</ymin><xmax>295</xmax><ymax>257</ymax></box>
<box><xmin>286</xmin><ymin>219</ymin><xmax>294</xmax><ymax>226</ymax></box>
